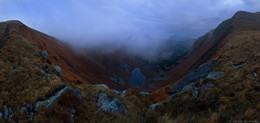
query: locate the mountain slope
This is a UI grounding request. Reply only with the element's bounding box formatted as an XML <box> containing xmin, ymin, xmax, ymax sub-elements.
<box><xmin>159</xmin><ymin>11</ymin><xmax>260</xmax><ymax>85</ymax></box>
<box><xmin>5</xmin><ymin>20</ymin><xmax>142</xmax><ymax>90</ymax></box>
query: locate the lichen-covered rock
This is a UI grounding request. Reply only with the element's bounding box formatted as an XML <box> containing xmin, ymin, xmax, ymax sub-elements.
<box><xmin>97</xmin><ymin>92</ymin><xmax>127</xmax><ymax>113</ymax></box>
<box><xmin>206</xmin><ymin>72</ymin><xmax>224</xmax><ymax>79</ymax></box>
<box><xmin>35</xmin><ymin>86</ymin><xmax>82</xmax><ymax>110</ymax></box>
<box><xmin>169</xmin><ymin>61</ymin><xmax>217</xmax><ymax>94</ymax></box>
<box><xmin>97</xmin><ymin>93</ymin><xmax>111</xmax><ymax>111</ymax></box>
<box><xmin>108</xmin><ymin>98</ymin><xmax>127</xmax><ymax>113</ymax></box>
<box><xmin>41</xmin><ymin>50</ymin><xmax>48</xmax><ymax>59</ymax></box>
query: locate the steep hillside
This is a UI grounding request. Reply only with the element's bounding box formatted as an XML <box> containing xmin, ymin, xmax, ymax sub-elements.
<box><xmin>159</xmin><ymin>11</ymin><xmax>260</xmax><ymax>86</ymax></box>
<box><xmin>144</xmin><ymin>11</ymin><xmax>260</xmax><ymax>107</ymax></box>
<box><xmin>145</xmin><ymin>29</ymin><xmax>260</xmax><ymax>123</ymax></box>
<box><xmin>3</xmin><ymin>21</ymin><xmax>142</xmax><ymax>90</ymax></box>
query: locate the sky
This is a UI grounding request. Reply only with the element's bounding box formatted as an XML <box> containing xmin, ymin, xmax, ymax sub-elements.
<box><xmin>0</xmin><ymin>0</ymin><xmax>260</xmax><ymax>54</ymax></box>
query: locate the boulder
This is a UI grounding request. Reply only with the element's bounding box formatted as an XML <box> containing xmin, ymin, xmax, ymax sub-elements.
<box><xmin>41</xmin><ymin>50</ymin><xmax>48</xmax><ymax>59</ymax></box>
<box><xmin>97</xmin><ymin>92</ymin><xmax>127</xmax><ymax>113</ymax></box>
<box><xmin>53</xmin><ymin>65</ymin><xmax>62</xmax><ymax>75</ymax></box>
<box><xmin>97</xmin><ymin>93</ymin><xmax>111</xmax><ymax>111</ymax></box>
<box><xmin>206</xmin><ymin>72</ymin><xmax>224</xmax><ymax>79</ymax></box>
<box><xmin>169</xmin><ymin>61</ymin><xmax>217</xmax><ymax>94</ymax></box>
<box><xmin>108</xmin><ymin>98</ymin><xmax>127</xmax><ymax>113</ymax></box>
<box><xmin>35</xmin><ymin>86</ymin><xmax>82</xmax><ymax>111</ymax></box>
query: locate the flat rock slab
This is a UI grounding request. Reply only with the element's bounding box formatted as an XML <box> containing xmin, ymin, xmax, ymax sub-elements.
<box><xmin>169</xmin><ymin>61</ymin><xmax>217</xmax><ymax>94</ymax></box>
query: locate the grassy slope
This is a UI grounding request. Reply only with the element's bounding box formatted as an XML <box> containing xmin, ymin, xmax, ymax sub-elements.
<box><xmin>0</xmin><ymin>21</ymin><xmax>68</xmax><ymax>122</ymax></box>
<box><xmin>144</xmin><ymin>31</ymin><xmax>260</xmax><ymax>122</ymax></box>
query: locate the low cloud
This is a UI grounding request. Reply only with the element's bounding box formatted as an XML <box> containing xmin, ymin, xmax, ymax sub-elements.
<box><xmin>0</xmin><ymin>0</ymin><xmax>260</xmax><ymax>55</ymax></box>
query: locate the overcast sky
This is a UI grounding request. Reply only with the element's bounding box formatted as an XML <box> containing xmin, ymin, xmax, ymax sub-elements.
<box><xmin>0</xmin><ymin>0</ymin><xmax>260</xmax><ymax>54</ymax></box>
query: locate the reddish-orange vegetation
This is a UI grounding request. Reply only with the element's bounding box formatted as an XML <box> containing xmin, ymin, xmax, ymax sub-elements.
<box><xmin>144</xmin><ymin>84</ymin><xmax>173</xmax><ymax>104</ymax></box>
<box><xmin>8</xmin><ymin>21</ymin><xmax>138</xmax><ymax>90</ymax></box>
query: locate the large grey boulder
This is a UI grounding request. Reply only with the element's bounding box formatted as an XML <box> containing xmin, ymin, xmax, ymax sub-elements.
<box><xmin>169</xmin><ymin>61</ymin><xmax>217</xmax><ymax>94</ymax></box>
<box><xmin>35</xmin><ymin>86</ymin><xmax>82</xmax><ymax>111</ymax></box>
